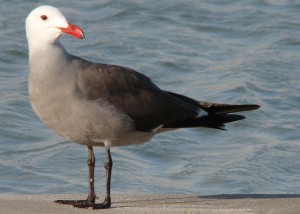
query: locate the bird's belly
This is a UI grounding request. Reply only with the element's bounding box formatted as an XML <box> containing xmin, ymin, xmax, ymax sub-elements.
<box><xmin>29</xmin><ymin>84</ymin><xmax>134</xmax><ymax>146</ymax></box>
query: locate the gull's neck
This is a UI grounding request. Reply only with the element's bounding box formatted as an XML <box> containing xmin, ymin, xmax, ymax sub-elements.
<box><xmin>28</xmin><ymin>39</ymin><xmax>72</xmax><ymax>67</ymax></box>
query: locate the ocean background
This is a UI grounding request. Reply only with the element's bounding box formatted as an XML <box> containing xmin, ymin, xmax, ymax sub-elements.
<box><xmin>0</xmin><ymin>0</ymin><xmax>299</xmax><ymax>196</ymax></box>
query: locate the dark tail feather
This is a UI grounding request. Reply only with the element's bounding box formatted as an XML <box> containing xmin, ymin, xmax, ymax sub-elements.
<box><xmin>165</xmin><ymin>91</ymin><xmax>260</xmax><ymax>129</ymax></box>
<box><xmin>198</xmin><ymin>102</ymin><xmax>260</xmax><ymax>115</ymax></box>
<box><xmin>167</xmin><ymin>91</ymin><xmax>260</xmax><ymax>114</ymax></box>
<box><xmin>164</xmin><ymin>114</ymin><xmax>245</xmax><ymax>130</ymax></box>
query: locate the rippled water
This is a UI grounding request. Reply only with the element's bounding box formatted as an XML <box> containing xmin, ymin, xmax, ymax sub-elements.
<box><xmin>0</xmin><ymin>0</ymin><xmax>299</xmax><ymax>196</ymax></box>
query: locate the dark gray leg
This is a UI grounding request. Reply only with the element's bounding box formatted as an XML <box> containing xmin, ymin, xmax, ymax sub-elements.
<box><xmin>86</xmin><ymin>145</ymin><xmax>96</xmax><ymax>203</ymax></box>
<box><xmin>55</xmin><ymin>145</ymin><xmax>113</xmax><ymax>209</ymax></box>
<box><xmin>102</xmin><ymin>146</ymin><xmax>113</xmax><ymax>207</ymax></box>
<box><xmin>55</xmin><ymin>146</ymin><xmax>96</xmax><ymax>206</ymax></box>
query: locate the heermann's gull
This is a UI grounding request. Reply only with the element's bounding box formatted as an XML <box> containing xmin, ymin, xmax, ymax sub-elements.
<box><xmin>26</xmin><ymin>6</ymin><xmax>260</xmax><ymax>209</ymax></box>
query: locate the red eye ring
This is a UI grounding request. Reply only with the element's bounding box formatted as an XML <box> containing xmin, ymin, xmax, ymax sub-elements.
<box><xmin>40</xmin><ymin>15</ymin><xmax>48</xmax><ymax>21</ymax></box>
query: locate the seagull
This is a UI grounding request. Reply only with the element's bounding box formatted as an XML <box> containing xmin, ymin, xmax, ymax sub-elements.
<box><xmin>25</xmin><ymin>5</ymin><xmax>260</xmax><ymax>209</ymax></box>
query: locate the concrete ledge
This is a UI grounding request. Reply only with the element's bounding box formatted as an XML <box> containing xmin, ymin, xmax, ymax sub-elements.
<box><xmin>0</xmin><ymin>194</ymin><xmax>299</xmax><ymax>213</ymax></box>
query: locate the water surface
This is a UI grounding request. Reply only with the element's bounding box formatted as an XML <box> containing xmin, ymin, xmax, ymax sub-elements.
<box><xmin>0</xmin><ymin>0</ymin><xmax>299</xmax><ymax>195</ymax></box>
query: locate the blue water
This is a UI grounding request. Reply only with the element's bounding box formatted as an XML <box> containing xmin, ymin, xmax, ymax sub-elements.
<box><xmin>0</xmin><ymin>0</ymin><xmax>299</xmax><ymax>196</ymax></box>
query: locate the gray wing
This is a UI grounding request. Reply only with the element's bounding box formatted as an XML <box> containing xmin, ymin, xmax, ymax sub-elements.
<box><xmin>76</xmin><ymin>60</ymin><xmax>200</xmax><ymax>132</ymax></box>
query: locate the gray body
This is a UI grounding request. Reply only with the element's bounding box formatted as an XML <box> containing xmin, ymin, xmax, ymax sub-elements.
<box><xmin>29</xmin><ymin>42</ymin><xmax>155</xmax><ymax>147</ymax></box>
<box><xmin>28</xmin><ymin>41</ymin><xmax>259</xmax><ymax>148</ymax></box>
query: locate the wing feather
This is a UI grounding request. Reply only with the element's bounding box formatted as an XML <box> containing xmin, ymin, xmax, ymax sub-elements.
<box><xmin>76</xmin><ymin>60</ymin><xmax>198</xmax><ymax>131</ymax></box>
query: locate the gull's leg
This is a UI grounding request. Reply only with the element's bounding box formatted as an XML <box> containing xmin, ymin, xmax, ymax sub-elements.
<box><xmin>55</xmin><ymin>145</ymin><xmax>113</xmax><ymax>209</ymax></box>
<box><xmin>87</xmin><ymin>145</ymin><xmax>96</xmax><ymax>203</ymax></box>
<box><xmin>55</xmin><ymin>146</ymin><xmax>96</xmax><ymax>207</ymax></box>
<box><xmin>92</xmin><ymin>146</ymin><xmax>113</xmax><ymax>209</ymax></box>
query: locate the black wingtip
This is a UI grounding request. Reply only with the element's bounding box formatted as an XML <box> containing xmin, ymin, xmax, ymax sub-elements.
<box><xmin>247</xmin><ymin>104</ymin><xmax>260</xmax><ymax>110</ymax></box>
<box><xmin>164</xmin><ymin>114</ymin><xmax>246</xmax><ymax>130</ymax></box>
<box><xmin>202</xmin><ymin>104</ymin><xmax>261</xmax><ymax>115</ymax></box>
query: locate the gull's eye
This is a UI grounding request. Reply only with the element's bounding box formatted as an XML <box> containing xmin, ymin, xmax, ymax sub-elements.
<box><xmin>40</xmin><ymin>15</ymin><xmax>48</xmax><ymax>21</ymax></box>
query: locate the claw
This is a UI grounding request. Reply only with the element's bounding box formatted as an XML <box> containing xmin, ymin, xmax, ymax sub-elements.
<box><xmin>54</xmin><ymin>198</ymin><xmax>111</xmax><ymax>209</ymax></box>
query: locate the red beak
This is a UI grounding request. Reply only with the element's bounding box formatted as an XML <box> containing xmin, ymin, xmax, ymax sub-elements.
<box><xmin>60</xmin><ymin>22</ymin><xmax>85</xmax><ymax>39</ymax></box>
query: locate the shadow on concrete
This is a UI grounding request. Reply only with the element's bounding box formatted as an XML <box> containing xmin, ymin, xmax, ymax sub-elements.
<box><xmin>198</xmin><ymin>194</ymin><xmax>300</xmax><ymax>199</ymax></box>
<box><xmin>104</xmin><ymin>194</ymin><xmax>300</xmax><ymax>209</ymax></box>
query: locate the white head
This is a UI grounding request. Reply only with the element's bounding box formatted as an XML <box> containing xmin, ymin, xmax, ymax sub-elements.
<box><xmin>26</xmin><ymin>6</ymin><xmax>84</xmax><ymax>46</ymax></box>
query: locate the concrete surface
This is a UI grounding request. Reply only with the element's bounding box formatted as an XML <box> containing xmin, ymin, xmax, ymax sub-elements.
<box><xmin>0</xmin><ymin>194</ymin><xmax>300</xmax><ymax>214</ymax></box>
